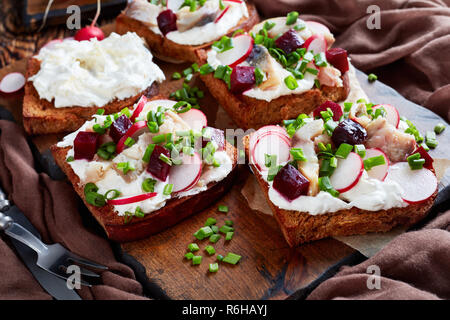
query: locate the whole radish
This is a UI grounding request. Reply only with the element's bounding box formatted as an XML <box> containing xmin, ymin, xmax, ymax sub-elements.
<box><xmin>74</xmin><ymin>0</ymin><xmax>104</xmax><ymax>41</ymax></box>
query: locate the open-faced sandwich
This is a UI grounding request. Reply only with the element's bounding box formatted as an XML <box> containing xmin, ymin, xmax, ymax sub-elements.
<box><xmin>24</xmin><ymin>32</ymin><xmax>165</xmax><ymax>135</ymax></box>
<box><xmin>51</xmin><ymin>97</ymin><xmax>237</xmax><ymax>242</ymax></box>
<box><xmin>243</xmin><ymin>99</ymin><xmax>438</xmax><ymax>246</ymax></box>
<box><xmin>116</xmin><ymin>0</ymin><xmax>259</xmax><ymax>63</ymax></box>
<box><xmin>197</xmin><ymin>13</ymin><xmax>351</xmax><ymax>129</ymax></box>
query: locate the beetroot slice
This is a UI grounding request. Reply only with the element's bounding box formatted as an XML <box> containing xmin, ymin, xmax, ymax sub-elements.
<box><xmin>230</xmin><ymin>66</ymin><xmax>255</xmax><ymax>94</ymax></box>
<box><xmin>74</xmin><ymin>131</ymin><xmax>99</xmax><ymax>160</ymax></box>
<box><xmin>202</xmin><ymin>127</ymin><xmax>225</xmax><ymax>151</ymax></box>
<box><xmin>273</xmin><ymin>164</ymin><xmax>310</xmax><ymax>201</ymax></box>
<box><xmin>313</xmin><ymin>100</ymin><xmax>343</xmax><ymax>121</ymax></box>
<box><xmin>325</xmin><ymin>48</ymin><xmax>349</xmax><ymax>74</ymax></box>
<box><xmin>147</xmin><ymin>145</ymin><xmax>171</xmax><ymax>181</ymax></box>
<box><xmin>109</xmin><ymin>115</ymin><xmax>133</xmax><ymax>143</ymax></box>
<box><xmin>332</xmin><ymin>119</ymin><xmax>367</xmax><ymax>147</ymax></box>
<box><xmin>275</xmin><ymin>29</ymin><xmax>304</xmax><ymax>54</ymax></box>
<box><xmin>157</xmin><ymin>9</ymin><xmax>177</xmax><ymax>36</ymax></box>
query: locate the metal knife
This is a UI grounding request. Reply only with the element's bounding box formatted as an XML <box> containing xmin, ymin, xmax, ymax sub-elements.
<box><xmin>0</xmin><ymin>190</ymin><xmax>82</xmax><ymax>300</ymax></box>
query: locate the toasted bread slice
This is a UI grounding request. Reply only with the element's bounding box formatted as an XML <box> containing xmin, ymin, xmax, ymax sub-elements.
<box><xmin>115</xmin><ymin>2</ymin><xmax>260</xmax><ymax>63</ymax></box>
<box><xmin>243</xmin><ymin>135</ymin><xmax>436</xmax><ymax>247</ymax></box>
<box><xmin>23</xmin><ymin>58</ymin><xmax>159</xmax><ymax>135</ymax></box>
<box><xmin>197</xmin><ymin>50</ymin><xmax>349</xmax><ymax>130</ymax></box>
<box><xmin>51</xmin><ymin>136</ymin><xmax>237</xmax><ymax>242</ymax></box>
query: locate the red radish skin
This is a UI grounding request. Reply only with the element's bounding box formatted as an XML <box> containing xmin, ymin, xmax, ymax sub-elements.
<box><xmin>302</xmin><ymin>34</ymin><xmax>327</xmax><ymax>54</ymax></box>
<box><xmin>249</xmin><ymin>125</ymin><xmax>289</xmax><ymax>148</ymax></box>
<box><xmin>251</xmin><ymin>131</ymin><xmax>291</xmax><ymax>172</ymax></box>
<box><xmin>116</xmin><ymin>121</ymin><xmax>148</xmax><ymax>154</ymax></box>
<box><xmin>0</xmin><ymin>72</ymin><xmax>26</xmax><ymax>94</ymax></box>
<box><xmin>372</xmin><ymin>104</ymin><xmax>400</xmax><ymax>128</ymax></box>
<box><xmin>363</xmin><ymin>148</ymin><xmax>389</xmax><ymax>181</ymax></box>
<box><xmin>130</xmin><ymin>95</ymin><xmax>147</xmax><ymax>122</ymax></box>
<box><xmin>178</xmin><ymin>109</ymin><xmax>207</xmax><ymax>132</ymax></box>
<box><xmin>385</xmin><ymin>162</ymin><xmax>437</xmax><ymax>204</ymax></box>
<box><xmin>215</xmin><ymin>5</ymin><xmax>230</xmax><ymax>23</ymax></box>
<box><xmin>313</xmin><ymin>100</ymin><xmax>343</xmax><ymax>121</ymax></box>
<box><xmin>330</xmin><ymin>152</ymin><xmax>364</xmax><ymax>193</ymax></box>
<box><xmin>216</xmin><ymin>35</ymin><xmax>254</xmax><ymax>67</ymax></box>
<box><xmin>169</xmin><ymin>152</ymin><xmax>203</xmax><ymax>193</ymax></box>
<box><xmin>108</xmin><ymin>192</ymin><xmax>157</xmax><ymax>205</ymax></box>
<box><xmin>74</xmin><ymin>26</ymin><xmax>105</xmax><ymax>41</ymax></box>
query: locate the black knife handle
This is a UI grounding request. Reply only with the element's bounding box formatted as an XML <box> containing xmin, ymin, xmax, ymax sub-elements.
<box><xmin>0</xmin><ymin>187</ymin><xmax>10</xmax><ymax>213</ymax></box>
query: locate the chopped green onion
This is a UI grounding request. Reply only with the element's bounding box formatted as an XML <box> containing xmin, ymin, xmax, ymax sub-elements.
<box><xmin>225</xmin><ymin>220</ymin><xmax>233</xmax><ymax>227</ymax></box>
<box><xmin>212</xmin><ymin>36</ymin><xmax>233</xmax><ymax>53</ymax></box>
<box><xmin>163</xmin><ymin>183</ymin><xmax>173</xmax><ymax>195</ymax></box>
<box><xmin>205</xmin><ymin>245</ymin><xmax>216</xmax><ymax>255</ymax></box>
<box><xmin>368</xmin><ymin>73</ymin><xmax>378</xmax><ymax>82</ymax></box>
<box><xmin>104</xmin><ymin>189</ymin><xmax>121</xmax><ymax>200</ymax></box>
<box><xmin>286</xmin><ymin>11</ymin><xmax>299</xmax><ymax>25</ymax></box>
<box><xmin>172</xmin><ymin>72</ymin><xmax>182</xmax><ymax>80</ymax></box>
<box><xmin>232</xmin><ymin>29</ymin><xmax>244</xmax><ymax>37</ymax></box>
<box><xmin>142</xmin><ymin>178</ymin><xmax>156</xmax><ymax>192</ymax></box>
<box><xmin>306</xmin><ymin>67</ymin><xmax>319</xmax><ymax>75</ymax></box>
<box><xmin>434</xmin><ymin>123</ymin><xmax>445</xmax><ymax>134</ymax></box>
<box><xmin>264</xmin><ymin>154</ymin><xmax>276</xmax><ymax>168</ymax></box>
<box><xmin>314</xmin><ymin>52</ymin><xmax>328</xmax><ymax>67</ymax></box>
<box><xmin>124</xmin><ymin>137</ymin><xmax>135</xmax><ymax>148</ymax></box>
<box><xmin>354</xmin><ymin>144</ymin><xmax>366</xmax><ymax>158</ymax></box>
<box><xmin>188</xmin><ymin>243</ymin><xmax>200</xmax><ymax>252</ymax></box>
<box><xmin>93</xmin><ymin>124</ymin><xmax>106</xmax><ymax>134</ymax></box>
<box><xmin>209</xmin><ymin>233</ymin><xmax>221</xmax><ymax>243</ymax></box>
<box><xmin>96</xmin><ymin>108</ymin><xmax>105</xmax><ymax>115</ymax></box>
<box><xmin>185</xmin><ymin>73</ymin><xmax>193</xmax><ymax>82</ymax></box>
<box><xmin>199</xmin><ymin>63</ymin><xmax>214</xmax><ymax>75</ymax></box>
<box><xmin>407</xmin><ymin>153</ymin><xmax>425</xmax><ymax>170</ymax></box>
<box><xmin>211</xmin><ymin>225</ymin><xmax>219</xmax><ymax>234</ymax></box>
<box><xmin>324</xmin><ymin>119</ymin><xmax>338</xmax><ymax>135</ymax></box>
<box><xmin>197</xmin><ymin>226</ymin><xmax>213</xmax><ymax>238</ymax></box>
<box><xmin>219</xmin><ymin>225</ymin><xmax>234</xmax><ymax>234</ymax></box>
<box><xmin>222</xmin><ymin>252</ymin><xmax>241</xmax><ymax>265</ymax></box>
<box><xmin>66</xmin><ymin>156</ymin><xmax>74</xmax><ymax>162</ymax></box>
<box><xmin>192</xmin><ymin>256</ymin><xmax>202</xmax><ymax>265</ymax></box>
<box><xmin>425</xmin><ymin>131</ymin><xmax>438</xmax><ymax>149</ymax></box>
<box><xmin>159</xmin><ymin>153</ymin><xmax>172</xmax><ymax>165</ymax></box>
<box><xmin>219</xmin><ymin>0</ymin><xmax>225</xmax><ymax>10</ymax></box>
<box><xmin>134</xmin><ymin>206</ymin><xmax>145</xmax><ymax>218</ymax></box>
<box><xmin>314</xmin><ymin>79</ymin><xmax>321</xmax><ymax>88</ymax></box>
<box><xmin>255</xmin><ymin>67</ymin><xmax>264</xmax><ymax>85</ymax></box>
<box><xmin>217</xmin><ymin>254</ymin><xmax>224</xmax><ymax>262</ymax></box>
<box><xmin>329</xmin><ymin>156</ymin><xmax>338</xmax><ymax>168</ymax></box>
<box><xmin>152</xmin><ymin>134</ymin><xmax>167</xmax><ymax>144</ymax></box>
<box><xmin>84</xmin><ymin>183</ymin><xmax>106</xmax><ymax>207</ymax></box>
<box><xmin>267</xmin><ymin>165</ymin><xmax>282</xmax><ymax>181</ymax></box>
<box><xmin>191</xmin><ymin>63</ymin><xmax>199</xmax><ymax>73</ymax></box>
<box><xmin>184</xmin><ymin>252</ymin><xmax>194</xmax><ymax>260</ymax></box>
<box><xmin>173</xmin><ymin>101</ymin><xmax>192</xmax><ymax>114</ymax></box>
<box><xmin>117</xmin><ymin>162</ymin><xmax>134</xmax><ymax>175</ymax></box>
<box><xmin>225</xmin><ymin>232</ymin><xmax>234</xmax><ymax>241</ymax></box>
<box><xmin>209</xmin><ymin>263</ymin><xmax>219</xmax><ymax>273</ymax></box>
<box><xmin>290</xmin><ymin>148</ymin><xmax>307</xmax><ymax>161</ymax></box>
<box><xmin>218</xmin><ymin>205</ymin><xmax>228</xmax><ymax>213</ymax></box>
<box><xmin>284</xmin><ymin>75</ymin><xmax>298</xmax><ymax>90</ymax></box>
<box><xmin>363</xmin><ymin>155</ymin><xmax>386</xmax><ymax>171</ymax></box>
<box><xmin>205</xmin><ymin>217</ymin><xmax>217</xmax><ymax>226</ymax></box>
<box><xmin>344</xmin><ymin>102</ymin><xmax>353</xmax><ymax>112</ymax></box>
<box><xmin>335</xmin><ymin>143</ymin><xmax>353</xmax><ymax>159</ymax></box>
<box><xmin>318</xmin><ymin>176</ymin><xmax>339</xmax><ymax>197</ymax></box>
<box><xmin>420</xmin><ymin>142</ymin><xmax>430</xmax><ymax>151</ymax></box>
<box><xmin>142</xmin><ymin>144</ymin><xmax>155</xmax><ymax>162</ymax></box>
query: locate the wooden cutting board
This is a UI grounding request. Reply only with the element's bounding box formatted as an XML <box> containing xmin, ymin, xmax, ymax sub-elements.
<box><xmin>1</xmin><ymin>25</ymin><xmax>449</xmax><ymax>300</ymax></box>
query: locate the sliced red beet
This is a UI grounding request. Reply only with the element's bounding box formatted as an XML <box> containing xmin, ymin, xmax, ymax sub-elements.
<box><xmin>411</xmin><ymin>146</ymin><xmax>434</xmax><ymax>169</ymax></box>
<box><xmin>332</xmin><ymin>119</ymin><xmax>367</xmax><ymax>147</ymax></box>
<box><xmin>109</xmin><ymin>115</ymin><xmax>133</xmax><ymax>143</ymax></box>
<box><xmin>273</xmin><ymin>164</ymin><xmax>310</xmax><ymax>201</ymax></box>
<box><xmin>313</xmin><ymin>100</ymin><xmax>343</xmax><ymax>121</ymax></box>
<box><xmin>157</xmin><ymin>9</ymin><xmax>177</xmax><ymax>36</ymax></box>
<box><xmin>74</xmin><ymin>131</ymin><xmax>99</xmax><ymax>160</ymax></box>
<box><xmin>325</xmin><ymin>48</ymin><xmax>349</xmax><ymax>74</ymax></box>
<box><xmin>147</xmin><ymin>145</ymin><xmax>171</xmax><ymax>181</ymax></box>
<box><xmin>275</xmin><ymin>29</ymin><xmax>304</xmax><ymax>54</ymax></box>
<box><xmin>202</xmin><ymin>127</ymin><xmax>225</xmax><ymax>151</ymax></box>
<box><xmin>230</xmin><ymin>66</ymin><xmax>255</xmax><ymax>94</ymax></box>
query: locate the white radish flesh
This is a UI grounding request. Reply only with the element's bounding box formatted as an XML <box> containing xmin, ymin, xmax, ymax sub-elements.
<box><xmin>373</xmin><ymin>104</ymin><xmax>400</xmax><ymax>128</ymax></box>
<box><xmin>169</xmin><ymin>152</ymin><xmax>203</xmax><ymax>192</ymax></box>
<box><xmin>178</xmin><ymin>108</ymin><xmax>207</xmax><ymax>131</ymax></box>
<box><xmin>250</xmin><ymin>125</ymin><xmax>289</xmax><ymax>148</ymax></box>
<box><xmin>330</xmin><ymin>152</ymin><xmax>364</xmax><ymax>192</ymax></box>
<box><xmin>303</xmin><ymin>34</ymin><xmax>327</xmax><ymax>54</ymax></box>
<box><xmin>251</xmin><ymin>132</ymin><xmax>291</xmax><ymax>172</ymax></box>
<box><xmin>385</xmin><ymin>162</ymin><xmax>437</xmax><ymax>204</ymax></box>
<box><xmin>216</xmin><ymin>35</ymin><xmax>253</xmax><ymax>67</ymax></box>
<box><xmin>305</xmin><ymin>21</ymin><xmax>331</xmax><ymax>36</ymax></box>
<box><xmin>116</xmin><ymin>121</ymin><xmax>148</xmax><ymax>154</ymax></box>
<box><xmin>364</xmin><ymin>148</ymin><xmax>389</xmax><ymax>181</ymax></box>
<box><xmin>0</xmin><ymin>73</ymin><xmax>26</xmax><ymax>94</ymax></box>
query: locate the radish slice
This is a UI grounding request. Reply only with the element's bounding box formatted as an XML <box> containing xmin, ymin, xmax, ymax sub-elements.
<box><xmin>385</xmin><ymin>162</ymin><xmax>437</xmax><ymax>204</ymax></box>
<box><xmin>116</xmin><ymin>121</ymin><xmax>148</xmax><ymax>154</ymax></box>
<box><xmin>363</xmin><ymin>148</ymin><xmax>389</xmax><ymax>181</ymax></box>
<box><xmin>372</xmin><ymin>104</ymin><xmax>400</xmax><ymax>128</ymax></box>
<box><xmin>330</xmin><ymin>152</ymin><xmax>364</xmax><ymax>192</ymax></box>
<box><xmin>216</xmin><ymin>34</ymin><xmax>253</xmax><ymax>67</ymax></box>
<box><xmin>0</xmin><ymin>73</ymin><xmax>26</xmax><ymax>94</ymax></box>
<box><xmin>249</xmin><ymin>125</ymin><xmax>289</xmax><ymax>148</ymax></box>
<box><xmin>108</xmin><ymin>192</ymin><xmax>157</xmax><ymax>205</ymax></box>
<box><xmin>215</xmin><ymin>5</ymin><xmax>230</xmax><ymax>23</ymax></box>
<box><xmin>166</xmin><ymin>0</ymin><xmax>184</xmax><ymax>11</ymax></box>
<box><xmin>130</xmin><ymin>95</ymin><xmax>147</xmax><ymax>122</ymax></box>
<box><xmin>169</xmin><ymin>152</ymin><xmax>202</xmax><ymax>193</ymax></box>
<box><xmin>178</xmin><ymin>109</ymin><xmax>207</xmax><ymax>131</ymax></box>
<box><xmin>303</xmin><ymin>34</ymin><xmax>327</xmax><ymax>54</ymax></box>
<box><xmin>251</xmin><ymin>132</ymin><xmax>291</xmax><ymax>172</ymax></box>
<box><xmin>305</xmin><ymin>21</ymin><xmax>331</xmax><ymax>37</ymax></box>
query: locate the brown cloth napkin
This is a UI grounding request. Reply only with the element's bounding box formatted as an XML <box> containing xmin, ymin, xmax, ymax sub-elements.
<box><xmin>0</xmin><ymin>120</ymin><xmax>148</xmax><ymax>300</ymax></box>
<box><xmin>252</xmin><ymin>0</ymin><xmax>450</xmax><ymax>122</ymax></box>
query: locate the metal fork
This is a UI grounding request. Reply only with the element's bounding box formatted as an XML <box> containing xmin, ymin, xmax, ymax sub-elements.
<box><xmin>0</xmin><ymin>211</ymin><xmax>108</xmax><ymax>287</ymax></box>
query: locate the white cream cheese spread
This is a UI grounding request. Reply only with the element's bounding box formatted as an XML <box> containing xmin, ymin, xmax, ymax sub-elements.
<box><xmin>57</xmin><ymin>100</ymin><xmax>233</xmax><ymax>217</ymax></box>
<box><xmin>29</xmin><ymin>32</ymin><xmax>165</xmax><ymax>108</ymax></box>
<box><xmin>126</xmin><ymin>0</ymin><xmax>248</xmax><ymax>46</ymax></box>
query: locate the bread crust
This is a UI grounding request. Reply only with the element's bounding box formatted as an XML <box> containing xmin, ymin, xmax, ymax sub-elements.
<box><xmin>51</xmin><ymin>134</ymin><xmax>237</xmax><ymax>242</ymax></box>
<box><xmin>196</xmin><ymin>50</ymin><xmax>349</xmax><ymax>130</ymax></box>
<box><xmin>115</xmin><ymin>2</ymin><xmax>260</xmax><ymax>63</ymax></box>
<box><xmin>23</xmin><ymin>58</ymin><xmax>159</xmax><ymax>135</ymax></box>
<box><xmin>243</xmin><ymin>135</ymin><xmax>437</xmax><ymax>247</ymax></box>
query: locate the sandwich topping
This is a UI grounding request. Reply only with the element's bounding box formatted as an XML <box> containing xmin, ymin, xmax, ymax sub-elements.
<box><xmin>249</xmin><ymin>100</ymin><xmax>438</xmax><ymax>215</ymax></box>
<box><xmin>204</xmin><ymin>13</ymin><xmax>346</xmax><ymax>102</ymax></box>
<box><xmin>57</xmin><ymin>98</ymin><xmax>233</xmax><ymax>220</ymax></box>
<box><xmin>125</xmin><ymin>0</ymin><xmax>249</xmax><ymax>45</ymax></box>
<box><xmin>29</xmin><ymin>32</ymin><xmax>165</xmax><ymax>108</ymax></box>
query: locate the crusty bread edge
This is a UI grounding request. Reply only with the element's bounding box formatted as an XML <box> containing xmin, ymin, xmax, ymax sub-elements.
<box><xmin>242</xmin><ymin>135</ymin><xmax>437</xmax><ymax>247</ymax></box>
<box><xmin>115</xmin><ymin>2</ymin><xmax>260</xmax><ymax>63</ymax></box>
<box><xmin>51</xmin><ymin>130</ymin><xmax>238</xmax><ymax>243</ymax></box>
